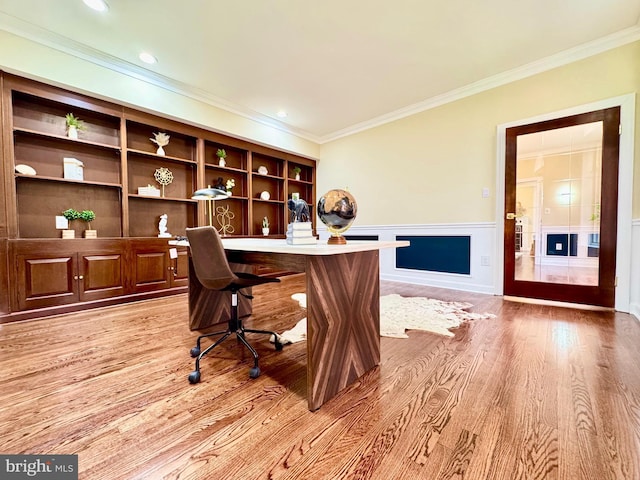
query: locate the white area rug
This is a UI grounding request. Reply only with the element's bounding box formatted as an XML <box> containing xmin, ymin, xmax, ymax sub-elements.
<box><xmin>273</xmin><ymin>293</ymin><xmax>495</xmax><ymax>344</ymax></box>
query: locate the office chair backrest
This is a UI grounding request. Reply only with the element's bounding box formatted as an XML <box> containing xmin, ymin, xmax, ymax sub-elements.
<box><xmin>186</xmin><ymin>226</ymin><xmax>235</xmax><ymax>290</ymax></box>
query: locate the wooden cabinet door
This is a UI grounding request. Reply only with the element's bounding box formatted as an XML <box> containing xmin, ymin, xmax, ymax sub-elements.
<box><xmin>170</xmin><ymin>248</ymin><xmax>189</xmax><ymax>287</ymax></box>
<box><xmin>16</xmin><ymin>254</ymin><xmax>79</xmax><ymax>310</ymax></box>
<box><xmin>131</xmin><ymin>245</ymin><xmax>171</xmax><ymax>293</ymax></box>
<box><xmin>79</xmin><ymin>249</ymin><xmax>127</xmax><ymax>302</ymax></box>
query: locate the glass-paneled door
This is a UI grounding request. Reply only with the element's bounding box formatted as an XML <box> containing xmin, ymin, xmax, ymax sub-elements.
<box><xmin>503</xmin><ymin>108</ymin><xmax>620</xmax><ymax>307</ymax></box>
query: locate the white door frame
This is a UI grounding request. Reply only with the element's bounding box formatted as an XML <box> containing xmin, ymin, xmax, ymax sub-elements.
<box><xmin>495</xmin><ymin>94</ymin><xmax>635</xmax><ymax>312</ymax></box>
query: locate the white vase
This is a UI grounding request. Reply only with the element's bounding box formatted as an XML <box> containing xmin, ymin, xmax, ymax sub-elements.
<box><xmin>67</xmin><ymin>125</ymin><xmax>78</xmax><ymax>139</ymax></box>
<box><xmin>295</xmin><ymin>173</ymin><xmax>300</xmax><ymax>181</ymax></box>
<box><xmin>262</xmin><ymin>227</ymin><xmax>269</xmax><ymax>236</ymax></box>
<box><xmin>219</xmin><ymin>158</ymin><xmax>226</xmax><ymax>167</ymax></box>
<box><xmin>156</xmin><ymin>146</ymin><xmax>165</xmax><ymax>156</ymax></box>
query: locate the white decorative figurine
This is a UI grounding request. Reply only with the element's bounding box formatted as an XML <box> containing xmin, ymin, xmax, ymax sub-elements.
<box><xmin>158</xmin><ymin>213</ymin><xmax>172</xmax><ymax>238</ymax></box>
<box><xmin>150</xmin><ymin>132</ymin><xmax>170</xmax><ymax>156</ymax></box>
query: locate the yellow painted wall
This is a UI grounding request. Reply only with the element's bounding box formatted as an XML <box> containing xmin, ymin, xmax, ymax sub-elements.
<box><xmin>1</xmin><ymin>29</ymin><xmax>637</xmax><ymax>228</ymax></box>
<box><xmin>0</xmin><ymin>30</ymin><xmax>320</xmax><ymax>160</ymax></box>
<box><xmin>319</xmin><ymin>41</ymin><xmax>640</xmax><ymax>226</ymax></box>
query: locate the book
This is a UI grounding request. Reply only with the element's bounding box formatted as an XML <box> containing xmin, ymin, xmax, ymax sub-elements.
<box><xmin>288</xmin><ymin>222</ymin><xmax>313</xmax><ymax>231</ymax></box>
<box><xmin>286</xmin><ymin>235</ymin><xmax>317</xmax><ymax>245</ymax></box>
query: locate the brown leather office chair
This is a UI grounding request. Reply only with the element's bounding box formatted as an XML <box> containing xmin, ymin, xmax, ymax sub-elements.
<box><xmin>186</xmin><ymin>226</ymin><xmax>284</xmax><ymax>383</ymax></box>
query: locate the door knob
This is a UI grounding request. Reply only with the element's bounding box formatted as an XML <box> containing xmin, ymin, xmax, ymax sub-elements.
<box><xmin>506</xmin><ymin>212</ymin><xmax>516</xmax><ymax>220</ymax></box>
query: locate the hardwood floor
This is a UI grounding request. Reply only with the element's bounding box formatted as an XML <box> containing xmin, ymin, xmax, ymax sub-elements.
<box><xmin>1</xmin><ymin>273</ymin><xmax>639</xmax><ymax>479</ymax></box>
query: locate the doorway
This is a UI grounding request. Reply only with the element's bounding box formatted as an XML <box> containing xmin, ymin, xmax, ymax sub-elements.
<box><xmin>503</xmin><ymin>107</ymin><xmax>620</xmax><ymax>308</ymax></box>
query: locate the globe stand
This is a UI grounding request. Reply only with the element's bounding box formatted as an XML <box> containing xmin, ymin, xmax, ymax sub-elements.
<box><xmin>327</xmin><ymin>234</ymin><xmax>347</xmax><ymax>245</ymax></box>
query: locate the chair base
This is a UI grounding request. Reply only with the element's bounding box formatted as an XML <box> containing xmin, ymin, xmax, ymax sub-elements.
<box><xmin>188</xmin><ymin>317</ymin><xmax>284</xmax><ymax>383</ymax></box>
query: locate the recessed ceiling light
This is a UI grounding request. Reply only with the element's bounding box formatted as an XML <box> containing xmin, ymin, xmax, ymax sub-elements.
<box><xmin>139</xmin><ymin>52</ymin><xmax>157</xmax><ymax>64</ymax></box>
<box><xmin>83</xmin><ymin>0</ymin><xmax>109</xmax><ymax>12</ymax></box>
<box><xmin>277</xmin><ymin>110</ymin><xmax>288</xmax><ymax>118</ymax></box>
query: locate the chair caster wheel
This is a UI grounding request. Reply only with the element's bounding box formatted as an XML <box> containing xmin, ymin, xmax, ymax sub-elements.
<box><xmin>190</xmin><ymin>347</ymin><xmax>200</xmax><ymax>358</ymax></box>
<box><xmin>275</xmin><ymin>341</ymin><xmax>283</xmax><ymax>351</ymax></box>
<box><xmin>249</xmin><ymin>366</ymin><xmax>260</xmax><ymax>379</ymax></box>
<box><xmin>188</xmin><ymin>371</ymin><xmax>201</xmax><ymax>384</ymax></box>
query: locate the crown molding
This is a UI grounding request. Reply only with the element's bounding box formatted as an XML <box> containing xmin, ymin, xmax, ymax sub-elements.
<box><xmin>0</xmin><ymin>12</ymin><xmax>323</xmax><ymax>143</ymax></box>
<box><xmin>1</xmin><ymin>11</ymin><xmax>638</xmax><ymax>146</ymax></box>
<box><xmin>318</xmin><ymin>25</ymin><xmax>640</xmax><ymax>143</ymax></box>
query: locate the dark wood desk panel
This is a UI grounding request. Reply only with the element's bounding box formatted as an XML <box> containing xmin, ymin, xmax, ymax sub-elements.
<box><xmin>306</xmin><ymin>250</ymin><xmax>380</xmax><ymax>411</ymax></box>
<box><xmin>182</xmin><ymin>239</ymin><xmax>406</xmax><ymax>410</ymax></box>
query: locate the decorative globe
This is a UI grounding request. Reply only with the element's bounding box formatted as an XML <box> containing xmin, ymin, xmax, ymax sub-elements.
<box><xmin>317</xmin><ymin>189</ymin><xmax>357</xmax><ymax>244</ymax></box>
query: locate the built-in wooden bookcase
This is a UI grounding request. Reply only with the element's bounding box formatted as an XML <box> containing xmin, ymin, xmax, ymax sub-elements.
<box><xmin>9</xmin><ymin>88</ymin><xmax>123</xmax><ymax>239</ymax></box>
<box><xmin>203</xmin><ymin>140</ymin><xmax>250</xmax><ymax>236</ymax></box>
<box><xmin>287</xmin><ymin>162</ymin><xmax>315</xmax><ymax>211</ymax></box>
<box><xmin>125</xmin><ymin>119</ymin><xmax>198</xmax><ymax>237</ymax></box>
<box><xmin>0</xmin><ymin>72</ymin><xmax>316</xmax><ymax>321</ymax></box>
<box><xmin>251</xmin><ymin>153</ymin><xmax>285</xmax><ymax>236</ymax></box>
<box><xmin>286</xmin><ymin>160</ymin><xmax>316</xmax><ymax>229</ymax></box>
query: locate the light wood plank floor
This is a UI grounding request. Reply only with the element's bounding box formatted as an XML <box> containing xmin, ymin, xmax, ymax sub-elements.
<box><xmin>1</xmin><ymin>273</ymin><xmax>639</xmax><ymax>479</ymax></box>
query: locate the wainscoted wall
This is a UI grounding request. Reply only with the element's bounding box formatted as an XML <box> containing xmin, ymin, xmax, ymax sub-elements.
<box><xmin>317</xmin><ymin>222</ymin><xmax>496</xmax><ymax>295</ymax></box>
<box><xmin>318</xmin><ymin>220</ymin><xmax>639</xmax><ymax>320</ymax></box>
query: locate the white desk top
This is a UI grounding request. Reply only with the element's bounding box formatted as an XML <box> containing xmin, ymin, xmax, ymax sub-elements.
<box><xmin>170</xmin><ymin>238</ymin><xmax>409</xmax><ymax>256</ymax></box>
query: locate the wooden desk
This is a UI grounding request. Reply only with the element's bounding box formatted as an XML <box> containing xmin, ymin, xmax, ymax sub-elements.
<box><xmin>178</xmin><ymin>238</ymin><xmax>408</xmax><ymax>411</ymax></box>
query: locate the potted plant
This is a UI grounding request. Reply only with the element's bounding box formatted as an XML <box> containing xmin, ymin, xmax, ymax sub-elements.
<box><xmin>293</xmin><ymin>166</ymin><xmax>301</xmax><ymax>181</ymax></box>
<box><xmin>80</xmin><ymin>210</ymin><xmax>97</xmax><ymax>238</ymax></box>
<box><xmin>225</xmin><ymin>178</ymin><xmax>235</xmax><ymax>195</ymax></box>
<box><xmin>216</xmin><ymin>148</ymin><xmax>227</xmax><ymax>167</ymax></box>
<box><xmin>262</xmin><ymin>216</ymin><xmax>270</xmax><ymax>236</ymax></box>
<box><xmin>65</xmin><ymin>113</ymin><xmax>85</xmax><ymax>139</ymax></box>
<box><xmin>61</xmin><ymin>208</ymin><xmax>81</xmax><ymax>238</ymax></box>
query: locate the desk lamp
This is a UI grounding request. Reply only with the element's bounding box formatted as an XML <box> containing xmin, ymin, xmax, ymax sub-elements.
<box><xmin>191</xmin><ymin>186</ymin><xmax>229</xmax><ymax>227</ymax></box>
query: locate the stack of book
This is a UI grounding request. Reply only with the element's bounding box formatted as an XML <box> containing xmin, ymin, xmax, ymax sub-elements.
<box><xmin>286</xmin><ymin>222</ymin><xmax>317</xmax><ymax>245</ymax></box>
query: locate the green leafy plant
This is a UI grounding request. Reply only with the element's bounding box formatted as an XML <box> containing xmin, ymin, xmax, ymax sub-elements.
<box><xmin>65</xmin><ymin>113</ymin><xmax>86</xmax><ymax>130</ymax></box>
<box><xmin>293</xmin><ymin>166</ymin><xmax>301</xmax><ymax>175</ymax></box>
<box><xmin>216</xmin><ymin>148</ymin><xmax>227</xmax><ymax>159</ymax></box>
<box><xmin>62</xmin><ymin>208</ymin><xmax>81</xmax><ymax>222</ymax></box>
<box><xmin>80</xmin><ymin>210</ymin><xmax>96</xmax><ymax>229</ymax></box>
<box><xmin>262</xmin><ymin>216</ymin><xmax>269</xmax><ymax>228</ymax></box>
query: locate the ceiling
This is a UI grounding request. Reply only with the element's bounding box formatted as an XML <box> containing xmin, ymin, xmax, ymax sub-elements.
<box><xmin>0</xmin><ymin>0</ymin><xmax>639</xmax><ymax>143</ymax></box>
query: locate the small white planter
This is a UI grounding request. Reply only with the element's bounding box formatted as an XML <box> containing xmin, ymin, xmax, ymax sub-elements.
<box><xmin>262</xmin><ymin>228</ymin><xmax>269</xmax><ymax>236</ymax></box>
<box><xmin>67</xmin><ymin>125</ymin><xmax>78</xmax><ymax>139</ymax></box>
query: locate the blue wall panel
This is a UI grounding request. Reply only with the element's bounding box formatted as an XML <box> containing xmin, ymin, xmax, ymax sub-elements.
<box><xmin>546</xmin><ymin>233</ymin><xmax>578</xmax><ymax>256</ymax></box>
<box><xmin>396</xmin><ymin>235</ymin><xmax>471</xmax><ymax>275</ymax></box>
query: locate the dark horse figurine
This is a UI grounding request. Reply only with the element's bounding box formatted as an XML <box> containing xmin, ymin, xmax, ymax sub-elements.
<box><xmin>287</xmin><ymin>198</ymin><xmax>310</xmax><ymax>223</ymax></box>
